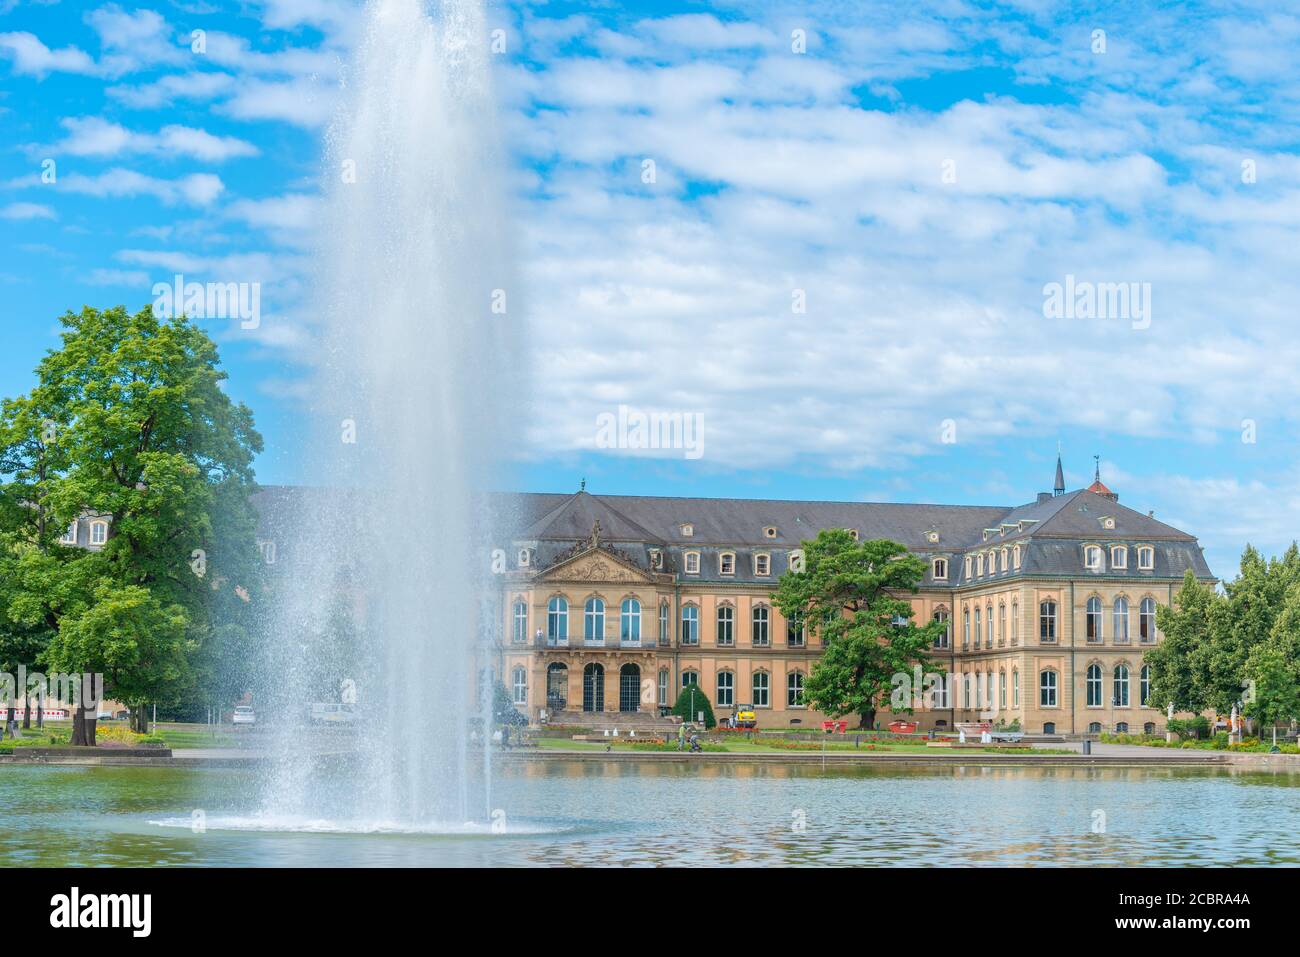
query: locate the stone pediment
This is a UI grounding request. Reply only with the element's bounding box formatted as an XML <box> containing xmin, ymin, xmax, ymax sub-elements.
<box><xmin>538</xmin><ymin>545</ymin><xmax>653</xmax><ymax>584</ymax></box>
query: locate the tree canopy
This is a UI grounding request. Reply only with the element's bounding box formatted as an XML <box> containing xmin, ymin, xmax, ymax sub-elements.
<box><xmin>772</xmin><ymin>530</ymin><xmax>944</xmax><ymax>729</ymax></box>
<box><xmin>0</xmin><ymin>305</ymin><xmax>263</xmax><ymax>741</ymax></box>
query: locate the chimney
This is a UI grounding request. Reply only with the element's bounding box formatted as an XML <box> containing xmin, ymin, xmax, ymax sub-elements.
<box><xmin>1037</xmin><ymin>492</ymin><xmax>1052</xmax><ymax>504</ymax></box>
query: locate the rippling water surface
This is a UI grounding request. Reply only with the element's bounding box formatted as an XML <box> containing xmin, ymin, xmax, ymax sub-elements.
<box><xmin>2</xmin><ymin>762</ymin><xmax>1297</xmax><ymax>867</ymax></box>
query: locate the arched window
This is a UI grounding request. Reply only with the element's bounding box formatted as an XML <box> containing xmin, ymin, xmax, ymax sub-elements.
<box><xmin>1085</xmin><ymin>545</ymin><xmax>1103</xmax><ymax>570</ymax></box>
<box><xmin>1039</xmin><ymin>600</ymin><xmax>1057</xmax><ymax>641</ymax></box>
<box><xmin>512</xmin><ymin>599</ymin><xmax>528</xmax><ymax>642</ymax></box>
<box><xmin>1043</xmin><ymin>721</ymin><xmax>1056</xmax><ymax>734</ymax></box>
<box><xmin>716</xmin><ymin>605</ymin><xmax>734</xmax><ymax>646</ymax></box>
<box><xmin>964</xmin><ymin>674</ymin><xmax>972</xmax><ymax>709</ymax></box>
<box><xmin>974</xmin><ymin>608</ymin><xmax>981</xmax><ymax>647</ymax></box>
<box><xmin>998</xmin><ymin>670</ymin><xmax>1006</xmax><ymax>709</ymax></box>
<box><xmin>584</xmin><ymin>597</ymin><xmax>605</xmax><ymax>643</ymax></box>
<box><xmin>1086</xmin><ymin>596</ymin><xmax>1103</xmax><ymax>642</ymax></box>
<box><xmin>1114</xmin><ymin>664</ymin><xmax>1130</xmax><ymax>707</ymax></box>
<box><xmin>752</xmin><ymin>671</ymin><xmax>769</xmax><ymax>707</ymax></box>
<box><xmin>1138</xmin><ymin>546</ymin><xmax>1155</xmax><ymax>570</ymax></box>
<box><xmin>933</xmin><ymin>557</ymin><xmax>948</xmax><ymax>580</ymax></box>
<box><xmin>787</xmin><ymin>671</ymin><xmax>805</xmax><ymax>707</ymax></box>
<box><xmin>1087</xmin><ymin>663</ymin><xmax>1103</xmax><ymax>706</ymax></box>
<box><xmin>60</xmin><ymin>521</ymin><xmax>77</xmax><ymax>545</ymax></box>
<box><xmin>1116</xmin><ymin>721</ymin><xmax>1129</xmax><ymax>733</ymax></box>
<box><xmin>985</xmin><ymin>604</ymin><xmax>993</xmax><ymax>646</ymax></box>
<box><xmin>716</xmin><ymin>671</ymin><xmax>734</xmax><ymax>707</ymax></box>
<box><xmin>997</xmin><ymin>603</ymin><xmax>1006</xmax><ymax>645</ymax></box>
<box><xmin>1139</xmin><ymin>597</ymin><xmax>1156</xmax><ymax>642</ymax></box>
<box><xmin>517</xmin><ymin>548</ymin><xmax>531</xmax><ymax>567</ymax></box>
<box><xmin>1011</xmin><ymin>600</ymin><xmax>1018</xmax><ymax>643</ymax></box>
<box><xmin>1143</xmin><ymin>721</ymin><xmax>1155</xmax><ymax>735</ymax></box>
<box><xmin>90</xmin><ymin>521</ymin><xmax>108</xmax><ymax>546</ymax></box>
<box><xmin>719</xmin><ymin>552</ymin><xmax>735</xmax><ymax>576</ymax></box>
<box><xmin>789</xmin><ymin>549</ymin><xmax>804</xmax><ymax>572</ymax></box>
<box><xmin>1012</xmin><ymin>669</ymin><xmax>1019</xmax><ymax>707</ymax></box>
<box><xmin>659</xmin><ymin>602</ymin><xmax>669</xmax><ymax>645</ymax></box>
<box><xmin>1088</xmin><ymin>721</ymin><xmax>1101</xmax><ymax>733</ymax></box>
<box><xmin>932</xmin><ymin>608</ymin><xmax>950</xmax><ymax>649</ymax></box>
<box><xmin>977</xmin><ymin>553</ymin><xmax>985</xmax><ymax>576</ymax></box>
<box><xmin>1113</xmin><ymin>597</ymin><xmax>1130</xmax><ymax>643</ymax></box>
<box><xmin>1039</xmin><ymin>669</ymin><xmax>1058</xmax><ymax>707</ymax></box>
<box><xmin>684</xmin><ymin>552</ymin><xmax>700</xmax><ymax>574</ymax></box>
<box><xmin>658</xmin><ymin>669</ymin><xmax>669</xmax><ymax>705</ymax></box>
<box><xmin>1013</xmin><ymin>544</ymin><xmax>1022</xmax><ymax>568</ymax></box>
<box><xmin>752</xmin><ymin>605</ymin><xmax>770</xmax><ymax>646</ymax></box>
<box><xmin>511</xmin><ymin>666</ymin><xmax>528</xmax><ymax>706</ymax></box>
<box><xmin>681</xmin><ymin>670</ymin><xmax>698</xmax><ymax>687</ymax></box>
<box><xmin>963</xmin><ymin>608</ymin><xmax>971</xmax><ymax>647</ymax></box>
<box><xmin>985</xmin><ymin>668</ymin><xmax>994</xmax><ymax>708</ymax></box>
<box><xmin>620</xmin><ymin>598</ymin><xmax>641</xmax><ymax>642</ymax></box>
<box><xmin>1111</xmin><ymin>545</ymin><xmax>1127</xmax><ymax>569</ymax></box>
<box><xmin>1140</xmin><ymin>664</ymin><xmax>1151</xmax><ymax>705</ymax></box>
<box><xmin>681</xmin><ymin>605</ymin><xmax>699</xmax><ymax>645</ymax></box>
<box><xmin>546</xmin><ymin>597</ymin><xmax>568</xmax><ymax>643</ymax></box>
<box><xmin>965</xmin><ymin>556</ymin><xmax>973</xmax><ymax>579</ymax></box>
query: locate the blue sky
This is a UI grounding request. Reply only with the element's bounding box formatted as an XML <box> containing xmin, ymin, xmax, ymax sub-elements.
<box><xmin>3</xmin><ymin>0</ymin><xmax>1300</xmax><ymax>579</ymax></box>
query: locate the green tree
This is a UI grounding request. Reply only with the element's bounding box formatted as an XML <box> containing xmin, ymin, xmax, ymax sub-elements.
<box><xmin>1243</xmin><ymin>581</ymin><xmax>1300</xmax><ymax>736</ymax></box>
<box><xmin>1147</xmin><ymin>570</ymin><xmax>1221</xmax><ymax>714</ymax></box>
<box><xmin>772</xmin><ymin>530</ymin><xmax>944</xmax><ymax>729</ymax></box>
<box><xmin>671</xmin><ymin>682</ymin><xmax>715</xmax><ymax>729</ymax></box>
<box><xmin>0</xmin><ymin>305</ymin><xmax>262</xmax><ymax>743</ymax></box>
<box><xmin>1194</xmin><ymin>545</ymin><xmax>1299</xmax><ymax>714</ymax></box>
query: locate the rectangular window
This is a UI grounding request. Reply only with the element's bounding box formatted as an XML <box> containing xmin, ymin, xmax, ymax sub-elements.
<box><xmin>684</xmin><ymin>553</ymin><xmax>700</xmax><ymax>574</ymax></box>
<box><xmin>720</xmin><ymin>553</ymin><xmax>735</xmax><ymax>575</ymax></box>
<box><xmin>752</xmin><ymin>672</ymin><xmax>769</xmax><ymax>707</ymax></box>
<box><xmin>716</xmin><ymin>672</ymin><xmax>733</xmax><ymax>707</ymax></box>
<box><xmin>755</xmin><ymin>554</ymin><xmax>770</xmax><ymax>576</ymax></box>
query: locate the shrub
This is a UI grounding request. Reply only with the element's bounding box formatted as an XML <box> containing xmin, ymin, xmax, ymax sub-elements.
<box><xmin>671</xmin><ymin>685</ymin><xmax>716</xmax><ymax>729</ymax></box>
<box><xmin>1168</xmin><ymin>716</ymin><xmax>1211</xmax><ymax>740</ymax></box>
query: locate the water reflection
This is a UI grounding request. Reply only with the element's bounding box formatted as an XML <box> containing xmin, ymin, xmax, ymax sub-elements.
<box><xmin>1</xmin><ymin>763</ymin><xmax>1297</xmax><ymax>867</ymax></box>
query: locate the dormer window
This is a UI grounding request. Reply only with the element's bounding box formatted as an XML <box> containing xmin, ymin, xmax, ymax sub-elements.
<box><xmin>1110</xmin><ymin>545</ymin><xmax>1128</xmax><ymax>569</ymax></box>
<box><xmin>684</xmin><ymin>551</ymin><xmax>700</xmax><ymax>574</ymax></box>
<box><xmin>754</xmin><ymin>553</ymin><xmax>771</xmax><ymax>576</ymax></box>
<box><xmin>1085</xmin><ymin>545</ymin><xmax>1103</xmax><ymax>570</ymax></box>
<box><xmin>789</xmin><ymin>549</ymin><xmax>805</xmax><ymax>573</ymax></box>
<box><xmin>976</xmin><ymin>554</ymin><xmax>984</xmax><ymax>576</ymax></box>
<box><xmin>932</xmin><ymin>557</ymin><xmax>948</xmax><ymax>580</ymax></box>
<box><xmin>89</xmin><ymin>521</ymin><xmax>108</xmax><ymax>546</ymax></box>
<box><xmin>1101</xmin><ymin>516</ymin><xmax>1116</xmax><ymax>530</ymax></box>
<box><xmin>1000</xmin><ymin>547</ymin><xmax>1009</xmax><ymax>572</ymax></box>
<box><xmin>60</xmin><ymin>521</ymin><xmax>77</xmax><ymax>545</ymax></box>
<box><xmin>1137</xmin><ymin>545</ymin><xmax>1155</xmax><ymax>570</ymax></box>
<box><xmin>517</xmin><ymin>548</ymin><xmax>531</xmax><ymax>567</ymax></box>
<box><xmin>719</xmin><ymin>552</ymin><xmax>735</xmax><ymax>576</ymax></box>
<box><xmin>926</xmin><ymin>530</ymin><xmax>939</xmax><ymax>543</ymax></box>
<box><xmin>764</xmin><ymin>526</ymin><xmax>777</xmax><ymax>539</ymax></box>
<box><xmin>679</xmin><ymin>524</ymin><xmax>694</xmax><ymax>537</ymax></box>
<box><xmin>650</xmin><ymin>548</ymin><xmax>664</xmax><ymax>570</ymax></box>
<box><xmin>1013</xmin><ymin>544</ymin><xmax>1022</xmax><ymax>568</ymax></box>
<box><xmin>846</xmin><ymin>529</ymin><xmax>859</xmax><ymax>541</ymax></box>
<box><xmin>964</xmin><ymin>556</ymin><xmax>972</xmax><ymax>579</ymax></box>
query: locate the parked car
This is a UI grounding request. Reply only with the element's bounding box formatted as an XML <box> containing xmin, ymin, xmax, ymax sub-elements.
<box><xmin>232</xmin><ymin>705</ymin><xmax>256</xmax><ymax>725</ymax></box>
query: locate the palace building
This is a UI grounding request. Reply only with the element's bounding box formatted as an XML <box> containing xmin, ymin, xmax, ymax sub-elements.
<box><xmin>493</xmin><ymin>457</ymin><xmax>1215</xmax><ymax>735</ymax></box>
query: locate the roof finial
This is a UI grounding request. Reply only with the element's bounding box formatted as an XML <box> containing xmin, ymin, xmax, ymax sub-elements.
<box><xmin>1093</xmin><ymin>455</ymin><xmax>1100</xmax><ymax>483</ymax></box>
<box><xmin>1053</xmin><ymin>445</ymin><xmax>1065</xmax><ymax>497</ymax></box>
<box><xmin>579</xmin><ymin>477</ymin><xmax>586</xmax><ymax>492</ymax></box>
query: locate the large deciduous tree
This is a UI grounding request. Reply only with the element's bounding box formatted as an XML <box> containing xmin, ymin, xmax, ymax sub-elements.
<box><xmin>0</xmin><ymin>305</ymin><xmax>262</xmax><ymax>744</ymax></box>
<box><xmin>772</xmin><ymin>530</ymin><xmax>945</xmax><ymax>729</ymax></box>
<box><xmin>1147</xmin><ymin>570</ymin><xmax>1221</xmax><ymax>714</ymax></box>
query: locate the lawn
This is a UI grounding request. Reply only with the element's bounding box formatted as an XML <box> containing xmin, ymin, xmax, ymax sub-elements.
<box><xmin>532</xmin><ymin>735</ymin><xmax>1070</xmax><ymax>755</ymax></box>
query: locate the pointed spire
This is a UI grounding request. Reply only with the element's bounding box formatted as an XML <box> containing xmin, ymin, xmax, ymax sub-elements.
<box><xmin>1093</xmin><ymin>455</ymin><xmax>1101</xmax><ymax>483</ymax></box>
<box><xmin>1053</xmin><ymin>446</ymin><xmax>1065</xmax><ymax>497</ymax></box>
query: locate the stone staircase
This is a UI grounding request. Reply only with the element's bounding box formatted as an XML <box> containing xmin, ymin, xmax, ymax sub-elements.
<box><xmin>546</xmin><ymin>710</ymin><xmax>679</xmax><ymax>735</ymax></box>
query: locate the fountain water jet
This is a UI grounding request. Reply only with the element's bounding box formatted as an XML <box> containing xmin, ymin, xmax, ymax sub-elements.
<box><xmin>255</xmin><ymin>0</ymin><xmax>524</xmax><ymax>830</ymax></box>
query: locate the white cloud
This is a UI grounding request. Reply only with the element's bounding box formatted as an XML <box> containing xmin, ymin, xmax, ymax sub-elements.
<box><xmin>220</xmin><ymin>77</ymin><xmax>337</xmax><ymax>127</ymax></box>
<box><xmin>37</xmin><ymin>116</ymin><xmax>258</xmax><ymax>161</ymax></box>
<box><xmin>0</xmin><ymin>201</ymin><xmax>56</xmax><ymax>220</ymax></box>
<box><xmin>0</xmin><ymin>32</ymin><xmax>96</xmax><ymax>77</ymax></box>
<box><xmin>106</xmin><ymin>71</ymin><xmax>236</xmax><ymax>109</ymax></box>
<box><xmin>58</xmin><ymin>168</ymin><xmax>224</xmax><ymax>205</ymax></box>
